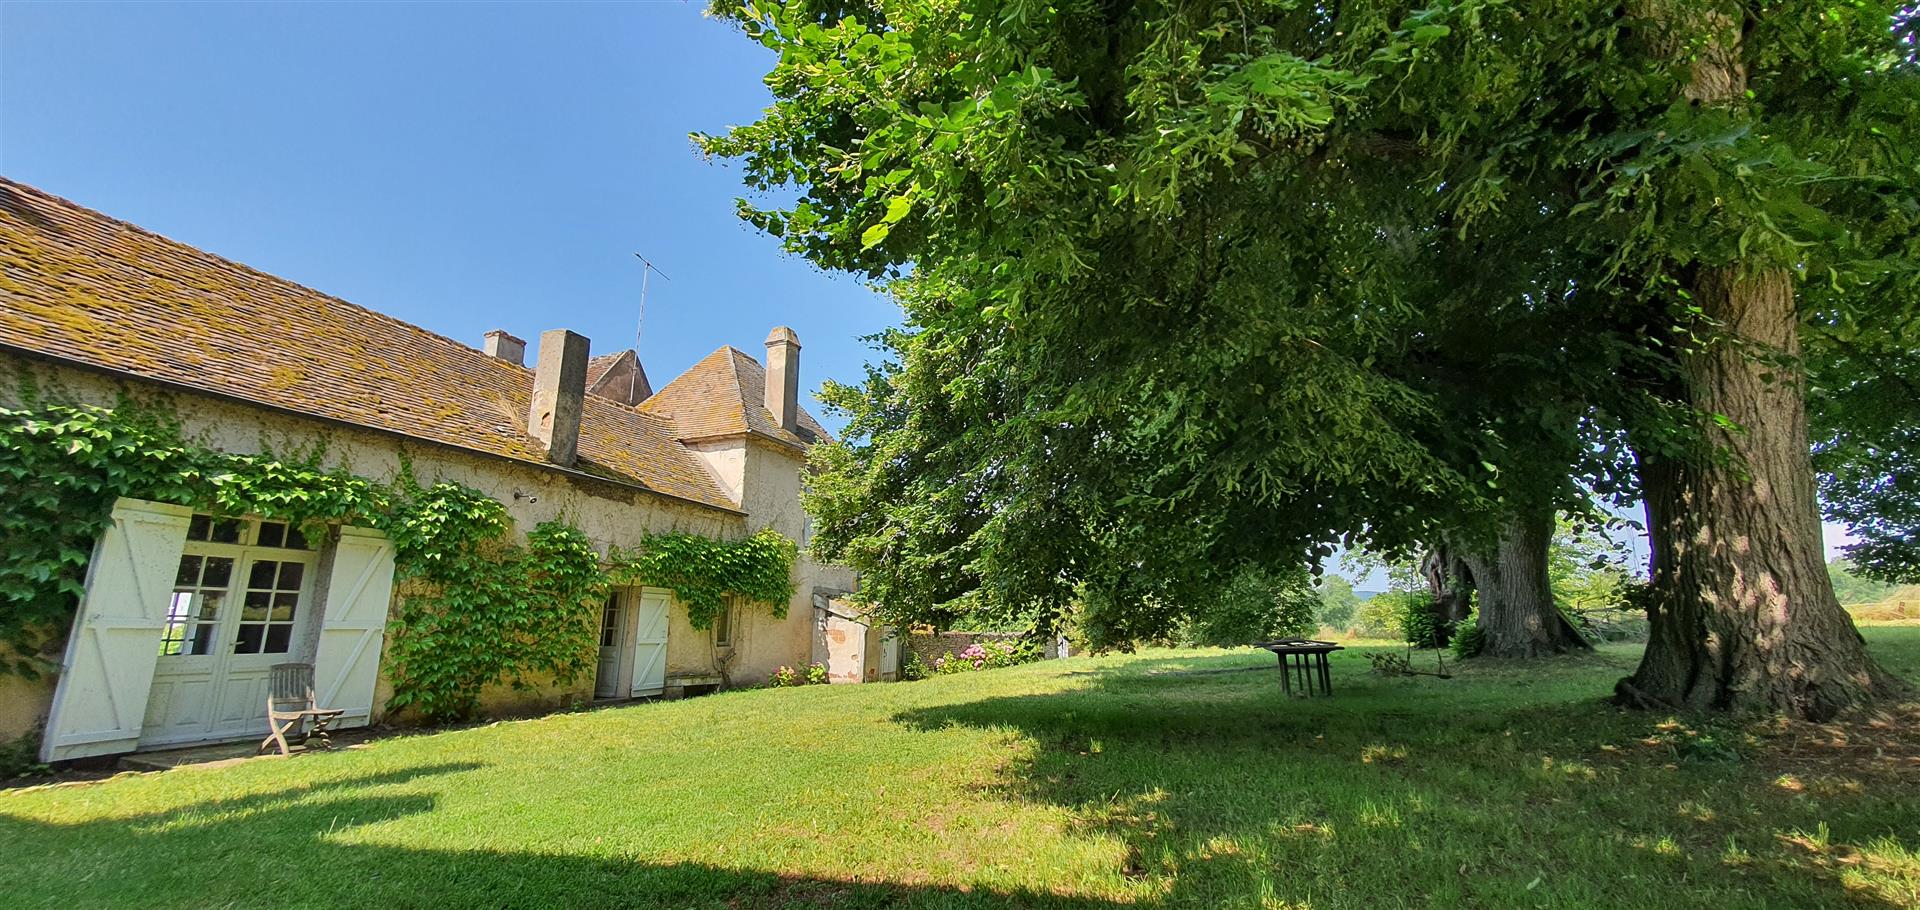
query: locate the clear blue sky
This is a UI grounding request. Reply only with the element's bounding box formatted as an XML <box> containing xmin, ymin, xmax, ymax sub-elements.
<box><xmin>0</xmin><ymin>0</ymin><xmax>1854</xmax><ymax>582</ymax></box>
<box><xmin>0</xmin><ymin>0</ymin><xmax>896</xmax><ymax>429</ymax></box>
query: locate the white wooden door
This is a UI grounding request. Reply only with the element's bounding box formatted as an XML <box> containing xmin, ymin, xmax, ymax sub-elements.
<box><xmin>141</xmin><ymin>518</ymin><xmax>319</xmax><ymax>747</ymax></box>
<box><xmin>593</xmin><ymin>592</ymin><xmax>628</xmax><ymax>699</ymax></box>
<box><xmin>41</xmin><ymin>499</ymin><xmax>193</xmax><ymax>762</ymax></box>
<box><xmin>629</xmin><ymin>589</ymin><xmax>669</xmax><ymax>697</ymax></box>
<box><xmin>311</xmin><ymin>526</ymin><xmax>393</xmax><ymax>728</ymax></box>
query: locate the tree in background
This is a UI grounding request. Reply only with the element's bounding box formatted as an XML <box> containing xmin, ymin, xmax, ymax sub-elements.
<box><xmin>1547</xmin><ymin>520</ymin><xmax>1636</xmax><ymax>614</ymax></box>
<box><xmin>1809</xmin><ymin>329</ymin><xmax>1920</xmax><ymax>584</ymax></box>
<box><xmin>1184</xmin><ymin>567</ymin><xmax>1320</xmax><ymax>647</ymax></box>
<box><xmin>1315</xmin><ymin>576</ymin><xmax>1359</xmax><ymax>632</ymax></box>
<box><xmin>1827</xmin><ymin>558</ymin><xmax>1902</xmax><ymax>608</ymax></box>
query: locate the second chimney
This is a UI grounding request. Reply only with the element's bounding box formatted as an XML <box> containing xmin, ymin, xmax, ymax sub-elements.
<box><xmin>764</xmin><ymin>326</ymin><xmax>801</xmax><ymax>433</ymax></box>
<box><xmin>483</xmin><ymin>330</ymin><xmax>527</xmax><ymax>367</ymax></box>
<box><xmin>528</xmin><ymin>329</ymin><xmax>590</xmax><ymax>466</ymax></box>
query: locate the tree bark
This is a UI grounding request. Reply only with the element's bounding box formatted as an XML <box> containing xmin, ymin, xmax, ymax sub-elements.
<box><xmin>1616</xmin><ymin>2</ymin><xmax>1904</xmax><ymax>719</ymax></box>
<box><xmin>1620</xmin><ymin>271</ymin><xmax>1902</xmax><ymax>718</ymax></box>
<box><xmin>1462</xmin><ymin>507</ymin><xmax>1591</xmax><ymax>658</ymax></box>
<box><xmin>1421</xmin><ymin>545</ymin><xmax>1475</xmax><ymax>637</ymax></box>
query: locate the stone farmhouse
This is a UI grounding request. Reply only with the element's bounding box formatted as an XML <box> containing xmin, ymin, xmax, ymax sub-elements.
<box><xmin>0</xmin><ymin>177</ymin><xmax>873</xmax><ymax>762</ymax></box>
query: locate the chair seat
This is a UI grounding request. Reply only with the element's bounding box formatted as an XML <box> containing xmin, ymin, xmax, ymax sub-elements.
<box><xmin>272</xmin><ymin>707</ymin><xmax>346</xmax><ymax>718</ymax></box>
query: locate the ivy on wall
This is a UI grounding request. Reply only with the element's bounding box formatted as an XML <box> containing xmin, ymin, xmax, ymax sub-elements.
<box><xmin>0</xmin><ymin>401</ymin><xmax>797</xmax><ymax>722</ymax></box>
<box><xmin>615</xmin><ymin>529</ymin><xmax>799</xmax><ymax>631</ymax></box>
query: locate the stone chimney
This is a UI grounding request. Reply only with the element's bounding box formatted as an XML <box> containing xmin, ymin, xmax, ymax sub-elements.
<box><xmin>527</xmin><ymin>329</ymin><xmax>590</xmax><ymax>466</ymax></box>
<box><xmin>483</xmin><ymin>330</ymin><xmax>527</xmax><ymax>367</ymax></box>
<box><xmin>764</xmin><ymin>326</ymin><xmax>801</xmax><ymax>434</ymax></box>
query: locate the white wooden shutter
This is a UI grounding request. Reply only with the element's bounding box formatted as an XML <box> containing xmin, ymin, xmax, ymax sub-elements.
<box><xmin>629</xmin><ymin>590</ymin><xmax>670</xmax><ymax>697</ymax></box>
<box><xmin>41</xmin><ymin>499</ymin><xmax>192</xmax><ymax>762</ymax></box>
<box><xmin>311</xmin><ymin>526</ymin><xmax>394</xmax><ymax>728</ymax></box>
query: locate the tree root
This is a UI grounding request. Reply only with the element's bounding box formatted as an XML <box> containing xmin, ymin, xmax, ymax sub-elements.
<box><xmin>1613</xmin><ymin>677</ymin><xmax>1680</xmax><ymax>712</ymax></box>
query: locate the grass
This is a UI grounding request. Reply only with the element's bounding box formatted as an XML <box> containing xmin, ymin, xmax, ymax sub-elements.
<box><xmin>2</xmin><ymin>628</ymin><xmax>1917</xmax><ymax>909</ymax></box>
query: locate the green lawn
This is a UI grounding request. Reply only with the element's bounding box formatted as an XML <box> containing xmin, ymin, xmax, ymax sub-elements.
<box><xmin>4</xmin><ymin>629</ymin><xmax>1917</xmax><ymax>910</ymax></box>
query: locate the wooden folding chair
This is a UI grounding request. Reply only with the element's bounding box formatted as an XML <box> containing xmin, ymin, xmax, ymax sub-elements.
<box><xmin>259</xmin><ymin>663</ymin><xmax>345</xmax><ymax>756</ymax></box>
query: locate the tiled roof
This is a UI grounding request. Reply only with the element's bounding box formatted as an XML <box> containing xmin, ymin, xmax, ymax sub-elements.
<box><xmin>640</xmin><ymin>346</ymin><xmax>830</xmax><ymax>448</ymax></box>
<box><xmin>585</xmin><ymin>349</ymin><xmax>650</xmax><ymax>405</ymax></box>
<box><xmin>0</xmin><ymin>178</ymin><xmax>738</xmax><ymax>513</ymax></box>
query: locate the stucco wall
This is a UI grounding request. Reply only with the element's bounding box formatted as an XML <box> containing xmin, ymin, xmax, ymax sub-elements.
<box><xmin>721</xmin><ymin>436</ymin><xmax>858</xmax><ymax>684</ymax></box>
<box><xmin>0</xmin><ymin>355</ymin><xmax>764</xmax><ymax>742</ymax></box>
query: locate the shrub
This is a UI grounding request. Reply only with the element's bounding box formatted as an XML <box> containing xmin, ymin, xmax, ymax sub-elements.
<box><xmin>929</xmin><ymin>639</ymin><xmax>1038</xmax><ymax>674</ymax></box>
<box><xmin>0</xmin><ymin>730</ymin><xmax>47</xmax><ymax>779</ymax></box>
<box><xmin>1450</xmin><ymin>617</ymin><xmax>1486</xmax><ymax>659</ymax></box>
<box><xmin>1365</xmin><ymin>590</ymin><xmax>1444</xmax><ymax>647</ymax></box>
<box><xmin>767</xmin><ymin>663</ymin><xmax>829</xmax><ymax>687</ymax></box>
<box><xmin>1351</xmin><ymin>595</ymin><xmax>1404</xmax><ymax>640</ymax></box>
<box><xmin>900</xmin><ymin>652</ymin><xmax>931</xmax><ymax>681</ymax></box>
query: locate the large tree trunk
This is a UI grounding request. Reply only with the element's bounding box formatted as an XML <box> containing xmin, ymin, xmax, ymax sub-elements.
<box><xmin>1619</xmin><ymin>271</ymin><xmax>1902</xmax><ymax>718</ymax></box>
<box><xmin>1615</xmin><ymin>4</ymin><xmax>1903</xmax><ymax>719</ymax></box>
<box><xmin>1462</xmin><ymin>507</ymin><xmax>1590</xmax><ymax>658</ymax></box>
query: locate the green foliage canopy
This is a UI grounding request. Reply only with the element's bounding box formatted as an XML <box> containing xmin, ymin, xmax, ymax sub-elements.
<box><xmin>713</xmin><ymin>0</ymin><xmax>1920</xmax><ymax>651</ymax></box>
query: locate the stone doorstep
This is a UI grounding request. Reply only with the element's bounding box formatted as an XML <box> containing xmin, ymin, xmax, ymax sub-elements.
<box><xmin>117</xmin><ymin>729</ymin><xmax>380</xmax><ymax>772</ymax></box>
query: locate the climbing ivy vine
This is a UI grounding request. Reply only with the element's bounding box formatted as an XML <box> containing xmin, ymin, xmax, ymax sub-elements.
<box><xmin>0</xmin><ymin>400</ymin><xmax>797</xmax><ymax>722</ymax></box>
<box><xmin>614</xmin><ymin>528</ymin><xmax>798</xmax><ymax>631</ymax></box>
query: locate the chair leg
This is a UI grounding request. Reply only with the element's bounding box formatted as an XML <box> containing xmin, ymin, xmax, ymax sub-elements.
<box><xmin>260</xmin><ymin>718</ymin><xmax>295</xmax><ymax>756</ymax></box>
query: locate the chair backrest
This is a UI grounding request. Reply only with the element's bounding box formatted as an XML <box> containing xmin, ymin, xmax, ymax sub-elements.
<box><xmin>268</xmin><ymin>663</ymin><xmax>316</xmax><ymax>712</ymax></box>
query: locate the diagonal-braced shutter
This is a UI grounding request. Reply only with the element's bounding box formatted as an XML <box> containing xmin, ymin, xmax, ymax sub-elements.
<box><xmin>311</xmin><ymin>526</ymin><xmax>394</xmax><ymax>728</ymax></box>
<box><xmin>41</xmin><ymin>499</ymin><xmax>192</xmax><ymax>762</ymax></box>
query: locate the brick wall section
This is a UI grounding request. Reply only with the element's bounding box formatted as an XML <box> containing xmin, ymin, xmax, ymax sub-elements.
<box><xmin>905</xmin><ymin>631</ymin><xmax>1063</xmax><ymax>669</ymax></box>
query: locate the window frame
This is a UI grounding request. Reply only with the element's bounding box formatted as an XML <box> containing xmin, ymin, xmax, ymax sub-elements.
<box><xmin>160</xmin><ymin>514</ymin><xmax>319</xmax><ymax>662</ymax></box>
<box><xmin>713</xmin><ymin>597</ymin><xmax>734</xmax><ymax>648</ymax></box>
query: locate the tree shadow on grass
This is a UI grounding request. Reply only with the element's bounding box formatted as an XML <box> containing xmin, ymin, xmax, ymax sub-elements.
<box><xmin>896</xmin><ymin>654</ymin><xmax>1920</xmax><ymax>909</ymax></box>
<box><xmin>0</xmin><ymin>761</ymin><xmax>1129</xmax><ymax>910</ymax></box>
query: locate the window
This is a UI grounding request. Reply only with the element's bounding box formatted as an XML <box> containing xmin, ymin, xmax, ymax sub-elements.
<box><xmin>184</xmin><ymin>515</ymin><xmax>311</xmax><ymax>550</ymax></box>
<box><xmin>186</xmin><ymin>514</ymin><xmax>243</xmax><ymax>544</ymax></box>
<box><xmin>160</xmin><ymin>554</ymin><xmax>232</xmax><ymax>656</ymax></box>
<box><xmin>714</xmin><ymin>599</ymin><xmax>733</xmax><ymax>647</ymax></box>
<box><xmin>163</xmin><ymin>513</ymin><xmax>315</xmax><ymax>658</ymax></box>
<box><xmin>234</xmin><ymin>559</ymin><xmax>303</xmax><ymax>654</ymax></box>
<box><xmin>600</xmin><ymin>594</ymin><xmax>622</xmax><ymax>648</ymax></box>
<box><xmin>254</xmin><ymin>520</ymin><xmax>309</xmax><ymax>550</ymax></box>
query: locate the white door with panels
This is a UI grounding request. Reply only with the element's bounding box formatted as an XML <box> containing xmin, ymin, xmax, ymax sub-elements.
<box><xmin>629</xmin><ymin>588</ymin><xmax>670</xmax><ymax>697</ymax></box>
<box><xmin>139</xmin><ymin>514</ymin><xmax>321</xmax><ymax>748</ymax></box>
<box><xmin>310</xmin><ymin>526</ymin><xmax>393</xmax><ymax>729</ymax></box>
<box><xmin>40</xmin><ymin>500</ymin><xmax>193</xmax><ymax>762</ymax></box>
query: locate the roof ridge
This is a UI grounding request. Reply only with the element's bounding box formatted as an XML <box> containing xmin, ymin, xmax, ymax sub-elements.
<box><xmin>0</xmin><ymin>177</ymin><xmax>526</xmax><ymax>379</ymax></box>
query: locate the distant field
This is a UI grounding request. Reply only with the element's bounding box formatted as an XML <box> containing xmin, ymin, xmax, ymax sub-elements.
<box><xmin>1852</xmin><ymin>587</ymin><xmax>1920</xmax><ymax>623</ymax></box>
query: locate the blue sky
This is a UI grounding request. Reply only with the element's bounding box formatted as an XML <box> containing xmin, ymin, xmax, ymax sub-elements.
<box><xmin>0</xmin><ymin>1</ymin><xmax>1854</xmax><ymax>581</ymax></box>
<box><xmin>0</xmin><ymin>0</ymin><xmax>896</xmax><ymax>425</ymax></box>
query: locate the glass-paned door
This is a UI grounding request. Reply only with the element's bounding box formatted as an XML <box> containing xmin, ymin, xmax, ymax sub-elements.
<box><xmin>142</xmin><ymin>516</ymin><xmax>318</xmax><ymax>747</ymax></box>
<box><xmin>594</xmin><ymin>592</ymin><xmax>628</xmax><ymax>699</ymax></box>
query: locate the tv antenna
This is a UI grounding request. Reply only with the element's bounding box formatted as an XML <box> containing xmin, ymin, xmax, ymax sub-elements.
<box><xmin>632</xmin><ymin>252</ymin><xmax>670</xmax><ymax>403</ymax></box>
